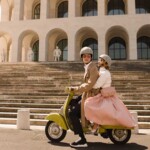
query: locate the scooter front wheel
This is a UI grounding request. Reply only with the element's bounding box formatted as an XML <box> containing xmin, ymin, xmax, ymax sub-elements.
<box><xmin>108</xmin><ymin>129</ymin><xmax>131</xmax><ymax>145</ymax></box>
<box><xmin>45</xmin><ymin>121</ymin><xmax>67</xmax><ymax>142</ymax></box>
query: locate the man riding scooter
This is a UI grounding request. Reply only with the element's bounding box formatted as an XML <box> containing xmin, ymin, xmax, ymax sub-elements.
<box><xmin>68</xmin><ymin>47</ymin><xmax>99</xmax><ymax>148</ymax></box>
<box><xmin>45</xmin><ymin>48</ymin><xmax>135</xmax><ymax>147</ymax></box>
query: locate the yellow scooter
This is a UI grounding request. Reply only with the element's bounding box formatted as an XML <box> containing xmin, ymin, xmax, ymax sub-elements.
<box><xmin>45</xmin><ymin>91</ymin><xmax>132</xmax><ymax>144</ymax></box>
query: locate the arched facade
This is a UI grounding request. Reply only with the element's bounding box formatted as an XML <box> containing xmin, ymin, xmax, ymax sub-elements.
<box><xmin>82</xmin><ymin>0</ymin><xmax>97</xmax><ymax>16</ymax></box>
<box><xmin>57</xmin><ymin>1</ymin><xmax>68</xmax><ymax>18</ymax></box>
<box><xmin>0</xmin><ymin>0</ymin><xmax>149</xmax><ymax>62</ymax></box>
<box><xmin>22</xmin><ymin>0</ymin><xmax>41</xmax><ymax>20</ymax></box>
<box><xmin>19</xmin><ymin>30</ymin><xmax>39</xmax><ymax>62</ymax></box>
<box><xmin>82</xmin><ymin>38</ymin><xmax>98</xmax><ymax>60</ymax></box>
<box><xmin>106</xmin><ymin>26</ymin><xmax>129</xmax><ymax>59</ymax></box>
<box><xmin>137</xmin><ymin>25</ymin><xmax>150</xmax><ymax>59</ymax></box>
<box><xmin>47</xmin><ymin>0</ymin><xmax>68</xmax><ymax>18</ymax></box>
<box><xmin>46</xmin><ymin>28</ymin><xmax>68</xmax><ymax>61</ymax></box>
<box><xmin>136</xmin><ymin>0</ymin><xmax>150</xmax><ymax>14</ymax></box>
<box><xmin>33</xmin><ymin>3</ymin><xmax>40</xmax><ymax>19</ymax></box>
<box><xmin>107</xmin><ymin>0</ymin><xmax>126</xmax><ymax>15</ymax></box>
<box><xmin>75</xmin><ymin>27</ymin><xmax>98</xmax><ymax>61</ymax></box>
<box><xmin>0</xmin><ymin>31</ymin><xmax>12</xmax><ymax>62</ymax></box>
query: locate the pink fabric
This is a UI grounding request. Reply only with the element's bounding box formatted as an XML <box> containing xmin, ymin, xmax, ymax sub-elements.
<box><xmin>84</xmin><ymin>87</ymin><xmax>136</xmax><ymax>128</ymax></box>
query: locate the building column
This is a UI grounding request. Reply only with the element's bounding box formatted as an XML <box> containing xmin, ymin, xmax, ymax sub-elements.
<box><xmin>69</xmin><ymin>0</ymin><xmax>75</xmax><ymax>17</ymax></box>
<box><xmin>98</xmin><ymin>0</ymin><xmax>105</xmax><ymax>16</ymax></box>
<box><xmin>13</xmin><ymin>0</ymin><xmax>24</xmax><ymax>20</ymax></box>
<box><xmin>39</xmin><ymin>34</ymin><xmax>47</xmax><ymax>61</ymax></box>
<box><xmin>127</xmin><ymin>0</ymin><xmax>136</xmax><ymax>15</ymax></box>
<box><xmin>68</xmin><ymin>0</ymin><xmax>77</xmax><ymax>61</ymax></box>
<box><xmin>9</xmin><ymin>34</ymin><xmax>19</xmax><ymax>62</ymax></box>
<box><xmin>1</xmin><ymin>0</ymin><xmax>10</xmax><ymax>21</ymax></box>
<box><xmin>128</xmin><ymin>32</ymin><xmax>137</xmax><ymax>60</ymax></box>
<box><xmin>40</xmin><ymin>0</ymin><xmax>47</xmax><ymax>19</ymax></box>
<box><xmin>68</xmin><ymin>32</ymin><xmax>76</xmax><ymax>61</ymax></box>
<box><xmin>98</xmin><ymin>33</ymin><xmax>106</xmax><ymax>56</ymax></box>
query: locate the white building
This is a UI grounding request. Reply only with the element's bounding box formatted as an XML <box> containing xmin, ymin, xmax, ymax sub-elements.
<box><xmin>0</xmin><ymin>0</ymin><xmax>150</xmax><ymax>62</ymax></box>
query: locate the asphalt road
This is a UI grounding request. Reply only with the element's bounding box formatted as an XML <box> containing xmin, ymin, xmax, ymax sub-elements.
<box><xmin>0</xmin><ymin>128</ymin><xmax>149</xmax><ymax>150</ymax></box>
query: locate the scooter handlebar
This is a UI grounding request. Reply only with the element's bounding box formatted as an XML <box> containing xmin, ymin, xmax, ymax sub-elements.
<box><xmin>65</xmin><ymin>87</ymin><xmax>74</xmax><ymax>93</ymax></box>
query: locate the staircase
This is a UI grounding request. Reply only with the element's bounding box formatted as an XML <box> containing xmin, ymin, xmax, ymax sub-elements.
<box><xmin>0</xmin><ymin>61</ymin><xmax>149</xmax><ymax>129</ymax></box>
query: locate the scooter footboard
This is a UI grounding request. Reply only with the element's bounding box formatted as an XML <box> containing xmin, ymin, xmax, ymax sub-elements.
<box><xmin>100</xmin><ymin>125</ymin><xmax>133</xmax><ymax>130</ymax></box>
<box><xmin>98</xmin><ymin>125</ymin><xmax>133</xmax><ymax>134</ymax></box>
<box><xmin>45</xmin><ymin>113</ymin><xmax>68</xmax><ymax>130</ymax></box>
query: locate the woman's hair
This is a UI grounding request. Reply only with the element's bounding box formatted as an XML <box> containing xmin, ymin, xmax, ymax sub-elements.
<box><xmin>98</xmin><ymin>58</ymin><xmax>110</xmax><ymax>70</ymax></box>
<box><xmin>103</xmin><ymin>60</ymin><xmax>110</xmax><ymax>70</ymax></box>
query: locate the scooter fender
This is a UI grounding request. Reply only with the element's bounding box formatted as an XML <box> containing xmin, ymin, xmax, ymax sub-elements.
<box><xmin>45</xmin><ymin>113</ymin><xmax>69</xmax><ymax>130</ymax></box>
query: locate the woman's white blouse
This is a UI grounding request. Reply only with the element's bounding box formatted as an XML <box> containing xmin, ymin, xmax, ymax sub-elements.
<box><xmin>93</xmin><ymin>67</ymin><xmax>111</xmax><ymax>89</ymax></box>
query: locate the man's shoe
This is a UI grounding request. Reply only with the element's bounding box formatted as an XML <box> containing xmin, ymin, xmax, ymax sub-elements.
<box><xmin>70</xmin><ymin>138</ymin><xmax>88</xmax><ymax>148</ymax></box>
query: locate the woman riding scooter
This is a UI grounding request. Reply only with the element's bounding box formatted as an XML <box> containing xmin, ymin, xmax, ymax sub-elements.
<box><xmin>84</xmin><ymin>54</ymin><xmax>136</xmax><ymax>133</ymax></box>
<box><xmin>68</xmin><ymin>46</ymin><xmax>99</xmax><ymax>148</ymax></box>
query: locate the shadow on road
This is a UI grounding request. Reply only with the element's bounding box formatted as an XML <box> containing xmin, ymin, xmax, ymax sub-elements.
<box><xmin>49</xmin><ymin>141</ymin><xmax>148</xmax><ymax>150</ymax></box>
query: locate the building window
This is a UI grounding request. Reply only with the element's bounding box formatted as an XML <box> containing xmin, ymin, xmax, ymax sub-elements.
<box><xmin>107</xmin><ymin>0</ymin><xmax>125</xmax><ymax>15</ymax></box>
<box><xmin>57</xmin><ymin>39</ymin><xmax>68</xmax><ymax>61</ymax></box>
<box><xmin>82</xmin><ymin>38</ymin><xmax>98</xmax><ymax>60</ymax></box>
<box><xmin>82</xmin><ymin>0</ymin><xmax>97</xmax><ymax>16</ymax></box>
<box><xmin>108</xmin><ymin>37</ymin><xmax>126</xmax><ymax>60</ymax></box>
<box><xmin>137</xmin><ymin>36</ymin><xmax>150</xmax><ymax>59</ymax></box>
<box><xmin>33</xmin><ymin>4</ymin><xmax>40</xmax><ymax>19</ymax></box>
<box><xmin>58</xmin><ymin>1</ymin><xmax>68</xmax><ymax>18</ymax></box>
<box><xmin>136</xmin><ymin>0</ymin><xmax>150</xmax><ymax>14</ymax></box>
<box><xmin>32</xmin><ymin>40</ymin><xmax>39</xmax><ymax>61</ymax></box>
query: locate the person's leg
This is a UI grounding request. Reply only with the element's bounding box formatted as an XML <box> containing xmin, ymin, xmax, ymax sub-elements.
<box><xmin>68</xmin><ymin>98</ymin><xmax>87</xmax><ymax>147</ymax></box>
<box><xmin>91</xmin><ymin>123</ymin><xmax>99</xmax><ymax>135</ymax></box>
<box><xmin>69</xmin><ymin>102</ymin><xmax>84</xmax><ymax>136</ymax></box>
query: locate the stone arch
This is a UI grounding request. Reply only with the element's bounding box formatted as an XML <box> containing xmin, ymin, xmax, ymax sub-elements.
<box><xmin>135</xmin><ymin>0</ymin><xmax>150</xmax><ymax>14</ymax></box>
<box><xmin>137</xmin><ymin>24</ymin><xmax>150</xmax><ymax>38</ymax></box>
<box><xmin>47</xmin><ymin>0</ymin><xmax>68</xmax><ymax>18</ymax></box>
<box><xmin>0</xmin><ymin>31</ymin><xmax>12</xmax><ymax>62</ymax></box>
<box><xmin>57</xmin><ymin>0</ymin><xmax>68</xmax><ymax>18</ymax></box>
<box><xmin>105</xmin><ymin>0</ymin><xmax>127</xmax><ymax>15</ymax></box>
<box><xmin>23</xmin><ymin>0</ymin><xmax>40</xmax><ymax>20</ymax></box>
<box><xmin>75</xmin><ymin>27</ymin><xmax>98</xmax><ymax>60</ymax></box>
<box><xmin>32</xmin><ymin>0</ymin><xmax>40</xmax><ymax>19</ymax></box>
<box><xmin>18</xmin><ymin>30</ymin><xmax>39</xmax><ymax>62</ymax></box>
<box><xmin>137</xmin><ymin>24</ymin><xmax>150</xmax><ymax>59</ymax></box>
<box><xmin>82</xmin><ymin>0</ymin><xmax>97</xmax><ymax>16</ymax></box>
<box><xmin>46</xmin><ymin>28</ymin><xmax>68</xmax><ymax>61</ymax></box>
<box><xmin>75</xmin><ymin>0</ymin><xmax>98</xmax><ymax>17</ymax></box>
<box><xmin>106</xmin><ymin>25</ymin><xmax>129</xmax><ymax>59</ymax></box>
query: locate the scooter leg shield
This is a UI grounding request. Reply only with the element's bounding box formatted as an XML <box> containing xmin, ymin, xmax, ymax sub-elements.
<box><xmin>45</xmin><ymin>113</ymin><xmax>68</xmax><ymax>130</ymax></box>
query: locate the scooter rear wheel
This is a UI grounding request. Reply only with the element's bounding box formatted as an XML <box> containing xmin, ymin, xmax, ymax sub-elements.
<box><xmin>45</xmin><ymin>121</ymin><xmax>67</xmax><ymax>142</ymax></box>
<box><xmin>108</xmin><ymin>129</ymin><xmax>131</xmax><ymax>144</ymax></box>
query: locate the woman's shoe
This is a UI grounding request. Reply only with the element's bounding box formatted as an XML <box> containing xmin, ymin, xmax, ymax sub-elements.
<box><xmin>91</xmin><ymin>128</ymin><xmax>98</xmax><ymax>135</ymax></box>
<box><xmin>91</xmin><ymin>125</ymin><xmax>99</xmax><ymax>135</ymax></box>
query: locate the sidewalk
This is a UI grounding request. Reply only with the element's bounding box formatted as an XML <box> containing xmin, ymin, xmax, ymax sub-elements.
<box><xmin>0</xmin><ymin>124</ymin><xmax>150</xmax><ymax>135</ymax></box>
<box><xmin>0</xmin><ymin>124</ymin><xmax>150</xmax><ymax>150</ymax></box>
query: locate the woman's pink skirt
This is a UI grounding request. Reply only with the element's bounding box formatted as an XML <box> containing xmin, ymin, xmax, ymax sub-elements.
<box><xmin>84</xmin><ymin>87</ymin><xmax>136</xmax><ymax>128</ymax></box>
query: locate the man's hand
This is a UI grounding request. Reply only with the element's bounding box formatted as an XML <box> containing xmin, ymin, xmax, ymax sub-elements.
<box><xmin>65</xmin><ymin>86</ymin><xmax>78</xmax><ymax>93</ymax></box>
